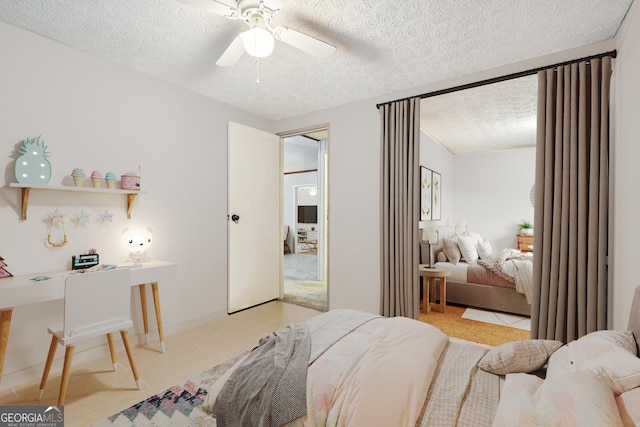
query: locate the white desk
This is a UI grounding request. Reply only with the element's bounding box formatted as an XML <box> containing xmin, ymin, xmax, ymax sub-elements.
<box><xmin>0</xmin><ymin>260</ymin><xmax>176</xmax><ymax>381</ymax></box>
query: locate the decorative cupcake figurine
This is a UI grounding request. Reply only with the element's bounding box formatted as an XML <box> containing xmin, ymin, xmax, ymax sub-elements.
<box><xmin>121</xmin><ymin>171</ymin><xmax>141</xmax><ymax>190</ymax></box>
<box><xmin>105</xmin><ymin>171</ymin><xmax>117</xmax><ymax>189</ymax></box>
<box><xmin>90</xmin><ymin>170</ymin><xmax>103</xmax><ymax>188</ymax></box>
<box><xmin>71</xmin><ymin>168</ymin><xmax>85</xmax><ymax>187</ymax></box>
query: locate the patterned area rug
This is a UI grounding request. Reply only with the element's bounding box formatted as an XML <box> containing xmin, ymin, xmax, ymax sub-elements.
<box><xmin>92</xmin><ymin>353</ymin><xmax>246</xmax><ymax>426</ymax></box>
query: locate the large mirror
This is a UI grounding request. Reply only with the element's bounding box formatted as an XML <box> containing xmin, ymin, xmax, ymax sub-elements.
<box><xmin>420</xmin><ymin>74</ymin><xmax>537</xmax><ymax>251</ymax></box>
<box><xmin>282</xmin><ymin>131</ymin><xmax>328</xmax><ymax>311</ymax></box>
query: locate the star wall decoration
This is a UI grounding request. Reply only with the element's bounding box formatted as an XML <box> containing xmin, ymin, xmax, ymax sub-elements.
<box><xmin>47</xmin><ymin>209</ymin><xmax>65</xmax><ymax>224</ymax></box>
<box><xmin>75</xmin><ymin>209</ymin><xmax>91</xmax><ymax>225</ymax></box>
<box><xmin>100</xmin><ymin>210</ymin><xmax>114</xmax><ymax>223</ymax></box>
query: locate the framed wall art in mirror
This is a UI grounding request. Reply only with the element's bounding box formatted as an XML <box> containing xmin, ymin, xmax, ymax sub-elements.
<box><xmin>421</xmin><ymin>166</ymin><xmax>432</xmax><ymax>220</ymax></box>
<box><xmin>432</xmin><ymin>171</ymin><xmax>441</xmax><ymax>220</ymax></box>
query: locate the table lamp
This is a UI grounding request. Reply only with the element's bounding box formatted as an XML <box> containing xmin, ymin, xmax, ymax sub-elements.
<box><xmin>123</xmin><ymin>227</ymin><xmax>153</xmax><ymax>263</ymax></box>
<box><xmin>422</xmin><ymin>222</ymin><xmax>439</xmax><ymax>269</ymax></box>
<box><xmin>455</xmin><ymin>218</ymin><xmax>468</xmax><ymax>235</ymax></box>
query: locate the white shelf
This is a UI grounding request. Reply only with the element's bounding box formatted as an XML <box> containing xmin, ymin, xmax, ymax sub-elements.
<box><xmin>8</xmin><ymin>183</ymin><xmax>146</xmax><ymax>220</ymax></box>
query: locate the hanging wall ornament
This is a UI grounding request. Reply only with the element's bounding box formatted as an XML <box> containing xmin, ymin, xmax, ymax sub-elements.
<box><xmin>15</xmin><ymin>135</ymin><xmax>52</xmax><ymax>185</ymax></box>
<box><xmin>47</xmin><ymin>209</ymin><xmax>68</xmax><ymax>247</ymax></box>
<box><xmin>75</xmin><ymin>209</ymin><xmax>91</xmax><ymax>225</ymax></box>
<box><xmin>100</xmin><ymin>210</ymin><xmax>114</xmax><ymax>223</ymax></box>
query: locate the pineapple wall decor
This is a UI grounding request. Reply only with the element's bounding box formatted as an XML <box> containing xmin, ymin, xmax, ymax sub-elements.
<box><xmin>15</xmin><ymin>135</ymin><xmax>52</xmax><ymax>185</ymax></box>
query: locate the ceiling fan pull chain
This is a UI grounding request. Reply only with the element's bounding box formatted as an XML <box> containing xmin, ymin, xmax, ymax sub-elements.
<box><xmin>255</xmin><ymin>58</ymin><xmax>260</xmax><ymax>84</ymax></box>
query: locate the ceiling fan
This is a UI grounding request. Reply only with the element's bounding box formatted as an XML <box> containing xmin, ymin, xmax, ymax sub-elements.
<box><xmin>177</xmin><ymin>0</ymin><xmax>337</xmax><ymax>67</ymax></box>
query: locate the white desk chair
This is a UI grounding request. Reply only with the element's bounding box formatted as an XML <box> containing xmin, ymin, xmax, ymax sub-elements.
<box><xmin>38</xmin><ymin>268</ymin><xmax>141</xmax><ymax>405</ymax></box>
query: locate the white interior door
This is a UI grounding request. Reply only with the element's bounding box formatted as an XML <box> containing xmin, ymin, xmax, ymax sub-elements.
<box><xmin>228</xmin><ymin>122</ymin><xmax>281</xmax><ymax>313</ymax></box>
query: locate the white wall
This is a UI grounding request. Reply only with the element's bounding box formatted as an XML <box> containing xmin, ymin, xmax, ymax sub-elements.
<box><xmin>612</xmin><ymin>0</ymin><xmax>640</xmax><ymax>330</ymax></box>
<box><xmin>420</xmin><ymin>130</ymin><xmax>454</xmax><ymax>227</ymax></box>
<box><xmin>421</xmin><ymin>127</ymin><xmax>535</xmax><ymax>255</ymax></box>
<box><xmin>0</xmin><ymin>21</ymin><xmax>272</xmax><ymax>385</ymax></box>
<box><xmin>453</xmin><ymin>148</ymin><xmax>536</xmax><ymax>252</ymax></box>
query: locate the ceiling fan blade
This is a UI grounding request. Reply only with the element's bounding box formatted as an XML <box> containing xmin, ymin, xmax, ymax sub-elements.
<box><xmin>272</xmin><ymin>27</ymin><xmax>336</xmax><ymax>59</ymax></box>
<box><xmin>176</xmin><ymin>0</ymin><xmax>240</xmax><ymax>19</ymax></box>
<box><xmin>216</xmin><ymin>34</ymin><xmax>245</xmax><ymax>67</ymax></box>
<box><xmin>262</xmin><ymin>0</ymin><xmax>287</xmax><ymax>12</ymax></box>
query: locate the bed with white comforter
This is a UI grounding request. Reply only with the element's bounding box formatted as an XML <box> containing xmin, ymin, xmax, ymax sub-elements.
<box><xmin>204</xmin><ymin>286</ymin><xmax>640</xmax><ymax>426</ymax></box>
<box><xmin>206</xmin><ymin>309</ymin><xmax>498</xmax><ymax>426</ymax></box>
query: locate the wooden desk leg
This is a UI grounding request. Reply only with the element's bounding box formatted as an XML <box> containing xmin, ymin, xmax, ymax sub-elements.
<box><xmin>151</xmin><ymin>282</ymin><xmax>165</xmax><ymax>353</ymax></box>
<box><xmin>138</xmin><ymin>285</ymin><xmax>150</xmax><ymax>345</ymax></box>
<box><xmin>106</xmin><ymin>332</ymin><xmax>117</xmax><ymax>370</ymax></box>
<box><xmin>0</xmin><ymin>309</ymin><xmax>13</xmax><ymax>381</ymax></box>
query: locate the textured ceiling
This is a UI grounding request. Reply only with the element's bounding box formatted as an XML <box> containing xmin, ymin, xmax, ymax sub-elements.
<box><xmin>0</xmin><ymin>0</ymin><xmax>633</xmax><ymax>153</ymax></box>
<box><xmin>421</xmin><ymin>74</ymin><xmax>538</xmax><ymax>155</ymax></box>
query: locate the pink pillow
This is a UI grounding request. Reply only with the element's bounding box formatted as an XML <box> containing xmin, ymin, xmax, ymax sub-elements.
<box><xmin>546</xmin><ymin>330</ymin><xmax>640</xmax><ymax>395</ymax></box>
<box><xmin>536</xmin><ymin>370</ymin><xmax>622</xmax><ymax>426</ymax></box>
<box><xmin>492</xmin><ymin>373</ymin><xmax>542</xmax><ymax>427</ymax></box>
<box><xmin>617</xmin><ymin>387</ymin><xmax>640</xmax><ymax>427</ymax></box>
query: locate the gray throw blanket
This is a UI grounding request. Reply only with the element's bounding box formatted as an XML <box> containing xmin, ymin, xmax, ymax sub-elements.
<box><xmin>212</xmin><ymin>322</ymin><xmax>311</xmax><ymax>427</ymax></box>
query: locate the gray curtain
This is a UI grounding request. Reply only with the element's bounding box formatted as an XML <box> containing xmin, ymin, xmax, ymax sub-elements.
<box><xmin>532</xmin><ymin>56</ymin><xmax>612</xmax><ymax>342</ymax></box>
<box><xmin>380</xmin><ymin>98</ymin><xmax>421</xmax><ymax>319</ymax></box>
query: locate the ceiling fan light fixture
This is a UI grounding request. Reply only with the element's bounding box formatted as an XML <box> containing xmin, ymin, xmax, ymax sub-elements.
<box><xmin>243</xmin><ymin>26</ymin><xmax>274</xmax><ymax>58</ymax></box>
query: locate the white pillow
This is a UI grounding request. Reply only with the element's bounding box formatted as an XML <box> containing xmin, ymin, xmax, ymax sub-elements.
<box><xmin>546</xmin><ymin>330</ymin><xmax>640</xmax><ymax>395</ymax></box>
<box><xmin>465</xmin><ymin>231</ymin><xmax>483</xmax><ymax>245</ymax></box>
<box><xmin>536</xmin><ymin>370</ymin><xmax>623</xmax><ymax>426</ymax></box>
<box><xmin>477</xmin><ymin>239</ymin><xmax>493</xmax><ymax>259</ymax></box>
<box><xmin>457</xmin><ymin>235</ymin><xmax>478</xmax><ymax>264</ymax></box>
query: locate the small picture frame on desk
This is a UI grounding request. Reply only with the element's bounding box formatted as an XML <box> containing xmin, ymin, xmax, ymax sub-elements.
<box><xmin>72</xmin><ymin>254</ymin><xmax>100</xmax><ymax>270</ymax></box>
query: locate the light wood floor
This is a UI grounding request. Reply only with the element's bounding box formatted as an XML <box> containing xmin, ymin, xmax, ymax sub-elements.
<box><xmin>0</xmin><ymin>301</ymin><xmax>320</xmax><ymax>427</ymax></box>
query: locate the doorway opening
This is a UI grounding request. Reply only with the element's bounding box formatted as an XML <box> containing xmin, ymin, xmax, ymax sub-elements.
<box><xmin>281</xmin><ymin>128</ymin><xmax>328</xmax><ymax>311</ymax></box>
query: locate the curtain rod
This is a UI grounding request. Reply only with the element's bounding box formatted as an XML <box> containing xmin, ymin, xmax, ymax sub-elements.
<box><xmin>376</xmin><ymin>49</ymin><xmax>617</xmax><ymax>109</ymax></box>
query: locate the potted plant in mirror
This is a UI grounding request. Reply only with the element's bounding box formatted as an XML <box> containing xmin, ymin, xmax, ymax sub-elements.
<box><xmin>517</xmin><ymin>220</ymin><xmax>534</xmax><ymax>236</ymax></box>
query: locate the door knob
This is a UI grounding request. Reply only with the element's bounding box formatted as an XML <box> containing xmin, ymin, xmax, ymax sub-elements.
<box><xmin>231</xmin><ymin>214</ymin><xmax>240</xmax><ymax>223</ymax></box>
